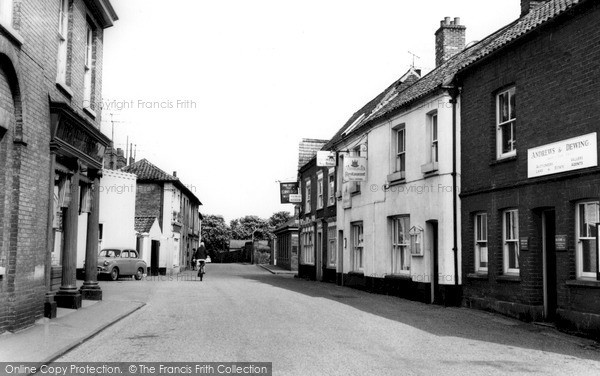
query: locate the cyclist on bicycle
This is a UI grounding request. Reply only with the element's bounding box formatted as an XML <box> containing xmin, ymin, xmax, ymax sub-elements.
<box><xmin>195</xmin><ymin>242</ymin><xmax>208</xmax><ymax>280</ymax></box>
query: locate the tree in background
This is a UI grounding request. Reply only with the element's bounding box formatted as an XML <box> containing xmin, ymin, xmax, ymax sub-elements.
<box><xmin>268</xmin><ymin>211</ymin><xmax>293</xmax><ymax>232</ymax></box>
<box><xmin>201</xmin><ymin>214</ymin><xmax>231</xmax><ymax>257</ymax></box>
<box><xmin>230</xmin><ymin>215</ymin><xmax>270</xmax><ymax>241</ymax></box>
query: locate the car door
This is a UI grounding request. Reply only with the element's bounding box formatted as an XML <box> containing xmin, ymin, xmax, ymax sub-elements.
<box><xmin>120</xmin><ymin>250</ymin><xmax>132</xmax><ymax>275</ymax></box>
<box><xmin>127</xmin><ymin>249</ymin><xmax>139</xmax><ymax>275</ymax></box>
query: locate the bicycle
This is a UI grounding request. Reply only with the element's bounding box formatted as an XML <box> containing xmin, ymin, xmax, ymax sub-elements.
<box><xmin>197</xmin><ymin>260</ymin><xmax>206</xmax><ymax>281</ymax></box>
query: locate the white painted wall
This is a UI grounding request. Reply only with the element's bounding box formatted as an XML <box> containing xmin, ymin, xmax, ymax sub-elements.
<box><xmin>98</xmin><ymin>169</ymin><xmax>137</xmax><ymax>250</ymax></box>
<box><xmin>336</xmin><ymin>93</ymin><xmax>462</xmax><ymax>286</ymax></box>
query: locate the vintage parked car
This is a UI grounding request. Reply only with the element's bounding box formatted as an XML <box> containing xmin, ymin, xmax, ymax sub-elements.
<box><xmin>97</xmin><ymin>249</ymin><xmax>147</xmax><ymax>281</ymax></box>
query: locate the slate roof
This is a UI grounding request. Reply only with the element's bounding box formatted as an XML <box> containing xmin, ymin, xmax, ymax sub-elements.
<box><xmin>325</xmin><ymin>0</ymin><xmax>586</xmax><ymax>148</ymax></box>
<box><xmin>274</xmin><ymin>218</ymin><xmax>299</xmax><ymax>233</ymax></box>
<box><xmin>298</xmin><ymin>139</ymin><xmax>328</xmax><ymax>170</ymax></box>
<box><xmin>121</xmin><ymin>159</ymin><xmax>177</xmax><ymax>181</ymax></box>
<box><xmin>135</xmin><ymin>216</ymin><xmax>157</xmax><ymax>234</ymax></box>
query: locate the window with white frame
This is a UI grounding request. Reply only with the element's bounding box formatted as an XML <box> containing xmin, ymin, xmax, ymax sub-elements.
<box><xmin>327</xmin><ymin>225</ymin><xmax>336</xmax><ymax>267</ymax></box>
<box><xmin>0</xmin><ymin>0</ymin><xmax>13</xmax><ymax>27</ymax></box>
<box><xmin>503</xmin><ymin>209</ymin><xmax>519</xmax><ymax>274</ymax></box>
<box><xmin>474</xmin><ymin>213</ymin><xmax>488</xmax><ymax>273</ymax></box>
<box><xmin>301</xmin><ymin>228</ymin><xmax>314</xmax><ymax>265</ymax></box>
<box><xmin>429</xmin><ymin>112</ymin><xmax>438</xmax><ymax>163</ymax></box>
<box><xmin>305</xmin><ymin>179</ymin><xmax>311</xmax><ymax>213</ymax></box>
<box><xmin>57</xmin><ymin>0</ymin><xmax>70</xmax><ymax>85</ymax></box>
<box><xmin>395</xmin><ymin>125</ymin><xmax>406</xmax><ymax>174</ymax></box>
<box><xmin>391</xmin><ymin>217</ymin><xmax>410</xmax><ymax>274</ymax></box>
<box><xmin>576</xmin><ymin>201</ymin><xmax>599</xmax><ymax>279</ymax></box>
<box><xmin>317</xmin><ymin>172</ymin><xmax>324</xmax><ymax>210</ymax></box>
<box><xmin>83</xmin><ymin>22</ymin><xmax>96</xmax><ymax>109</ymax></box>
<box><xmin>497</xmin><ymin>87</ymin><xmax>516</xmax><ymax>158</ymax></box>
<box><xmin>328</xmin><ymin>168</ymin><xmax>335</xmax><ymax>206</ymax></box>
<box><xmin>352</xmin><ymin>223</ymin><xmax>364</xmax><ymax>271</ymax></box>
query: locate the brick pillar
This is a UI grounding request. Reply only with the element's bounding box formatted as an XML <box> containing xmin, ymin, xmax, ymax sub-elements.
<box><xmin>80</xmin><ymin>169</ymin><xmax>102</xmax><ymax>300</ymax></box>
<box><xmin>55</xmin><ymin>161</ymin><xmax>82</xmax><ymax>309</ymax></box>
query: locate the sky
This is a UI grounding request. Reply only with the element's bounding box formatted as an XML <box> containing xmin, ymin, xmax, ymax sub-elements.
<box><xmin>100</xmin><ymin>0</ymin><xmax>519</xmax><ymax>223</ymax></box>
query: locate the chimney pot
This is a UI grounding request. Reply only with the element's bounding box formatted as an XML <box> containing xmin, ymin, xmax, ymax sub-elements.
<box><xmin>435</xmin><ymin>16</ymin><xmax>466</xmax><ymax>67</ymax></box>
<box><xmin>173</xmin><ymin>171</ymin><xmax>177</xmax><ymax>177</ymax></box>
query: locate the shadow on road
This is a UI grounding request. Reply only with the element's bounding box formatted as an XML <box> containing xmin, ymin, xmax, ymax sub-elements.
<box><xmin>242</xmin><ymin>266</ymin><xmax>600</xmax><ymax>362</ymax></box>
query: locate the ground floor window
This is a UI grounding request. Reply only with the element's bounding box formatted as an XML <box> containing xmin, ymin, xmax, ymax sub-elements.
<box><xmin>576</xmin><ymin>201</ymin><xmax>599</xmax><ymax>279</ymax></box>
<box><xmin>503</xmin><ymin>209</ymin><xmax>519</xmax><ymax>274</ymax></box>
<box><xmin>301</xmin><ymin>228</ymin><xmax>314</xmax><ymax>265</ymax></box>
<box><xmin>391</xmin><ymin>216</ymin><xmax>410</xmax><ymax>274</ymax></box>
<box><xmin>352</xmin><ymin>223</ymin><xmax>364</xmax><ymax>271</ymax></box>
<box><xmin>327</xmin><ymin>225</ymin><xmax>336</xmax><ymax>267</ymax></box>
<box><xmin>474</xmin><ymin>213</ymin><xmax>488</xmax><ymax>273</ymax></box>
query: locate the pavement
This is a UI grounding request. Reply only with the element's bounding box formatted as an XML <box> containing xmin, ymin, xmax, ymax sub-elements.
<box><xmin>257</xmin><ymin>263</ymin><xmax>298</xmax><ymax>275</ymax></box>
<box><xmin>0</xmin><ymin>290</ymin><xmax>145</xmax><ymax>363</ymax></box>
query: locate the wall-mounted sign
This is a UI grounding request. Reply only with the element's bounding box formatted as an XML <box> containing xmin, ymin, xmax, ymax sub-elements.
<box><xmin>520</xmin><ymin>237</ymin><xmax>529</xmax><ymax>251</ymax></box>
<box><xmin>288</xmin><ymin>193</ymin><xmax>302</xmax><ymax>203</ymax></box>
<box><xmin>343</xmin><ymin>156</ymin><xmax>367</xmax><ymax>182</ymax></box>
<box><xmin>528</xmin><ymin>132</ymin><xmax>597</xmax><ymax>178</ymax></box>
<box><xmin>280</xmin><ymin>182</ymin><xmax>299</xmax><ymax>204</ymax></box>
<box><xmin>317</xmin><ymin>151</ymin><xmax>337</xmax><ymax>167</ymax></box>
<box><xmin>555</xmin><ymin>235</ymin><xmax>567</xmax><ymax>251</ymax></box>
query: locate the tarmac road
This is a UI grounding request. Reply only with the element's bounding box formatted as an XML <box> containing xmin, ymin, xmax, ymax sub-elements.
<box><xmin>56</xmin><ymin>264</ymin><xmax>600</xmax><ymax>375</ymax></box>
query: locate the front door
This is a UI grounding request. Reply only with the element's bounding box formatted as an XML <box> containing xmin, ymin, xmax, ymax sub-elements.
<box><xmin>316</xmin><ymin>230</ymin><xmax>323</xmax><ymax>281</ymax></box>
<box><xmin>150</xmin><ymin>240</ymin><xmax>160</xmax><ymax>276</ymax></box>
<box><xmin>428</xmin><ymin>221</ymin><xmax>440</xmax><ymax>304</ymax></box>
<box><xmin>542</xmin><ymin>210</ymin><xmax>557</xmax><ymax>321</ymax></box>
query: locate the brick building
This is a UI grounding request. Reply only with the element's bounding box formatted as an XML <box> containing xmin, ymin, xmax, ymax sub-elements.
<box><xmin>0</xmin><ymin>0</ymin><xmax>117</xmax><ymax>333</ymax></box>
<box><xmin>298</xmin><ymin>147</ymin><xmax>337</xmax><ymax>282</ymax></box>
<box><xmin>121</xmin><ymin>159</ymin><xmax>202</xmax><ymax>275</ymax></box>
<box><xmin>457</xmin><ymin>0</ymin><xmax>600</xmax><ymax>338</ymax></box>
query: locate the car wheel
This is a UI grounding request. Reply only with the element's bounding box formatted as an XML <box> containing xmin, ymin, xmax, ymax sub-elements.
<box><xmin>110</xmin><ymin>267</ymin><xmax>119</xmax><ymax>281</ymax></box>
<box><xmin>134</xmin><ymin>267</ymin><xmax>144</xmax><ymax>280</ymax></box>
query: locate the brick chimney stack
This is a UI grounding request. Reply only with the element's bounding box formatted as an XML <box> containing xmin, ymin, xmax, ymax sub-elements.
<box><xmin>435</xmin><ymin>17</ymin><xmax>466</xmax><ymax>67</ymax></box>
<box><xmin>521</xmin><ymin>0</ymin><xmax>546</xmax><ymax>17</ymax></box>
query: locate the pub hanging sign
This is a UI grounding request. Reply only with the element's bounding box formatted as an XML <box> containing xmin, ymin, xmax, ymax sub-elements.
<box><xmin>280</xmin><ymin>182</ymin><xmax>300</xmax><ymax>204</ymax></box>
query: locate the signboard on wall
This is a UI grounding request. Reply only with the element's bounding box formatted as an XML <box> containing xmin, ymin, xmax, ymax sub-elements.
<box><xmin>527</xmin><ymin>133</ymin><xmax>598</xmax><ymax>178</ymax></box>
<box><xmin>343</xmin><ymin>156</ymin><xmax>367</xmax><ymax>182</ymax></box>
<box><xmin>280</xmin><ymin>182</ymin><xmax>299</xmax><ymax>204</ymax></box>
<box><xmin>317</xmin><ymin>151</ymin><xmax>337</xmax><ymax>167</ymax></box>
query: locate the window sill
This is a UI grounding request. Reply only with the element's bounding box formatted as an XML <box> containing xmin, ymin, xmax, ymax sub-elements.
<box><xmin>421</xmin><ymin>162</ymin><xmax>439</xmax><ymax>174</ymax></box>
<box><xmin>467</xmin><ymin>272</ymin><xmax>488</xmax><ymax>280</ymax></box>
<box><xmin>56</xmin><ymin>82</ymin><xmax>74</xmax><ymax>99</ymax></box>
<box><xmin>83</xmin><ymin>107</ymin><xmax>97</xmax><ymax>119</ymax></box>
<box><xmin>385</xmin><ymin>273</ymin><xmax>411</xmax><ymax>281</ymax></box>
<box><xmin>0</xmin><ymin>21</ymin><xmax>24</xmax><ymax>46</ymax></box>
<box><xmin>351</xmin><ymin>190</ymin><xmax>361</xmax><ymax>196</ymax></box>
<box><xmin>490</xmin><ymin>155</ymin><xmax>517</xmax><ymax>166</ymax></box>
<box><xmin>565</xmin><ymin>279</ymin><xmax>600</xmax><ymax>288</ymax></box>
<box><xmin>348</xmin><ymin>271</ymin><xmax>364</xmax><ymax>276</ymax></box>
<box><xmin>497</xmin><ymin>274</ymin><xmax>521</xmax><ymax>282</ymax></box>
<box><xmin>387</xmin><ymin>171</ymin><xmax>405</xmax><ymax>185</ymax></box>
